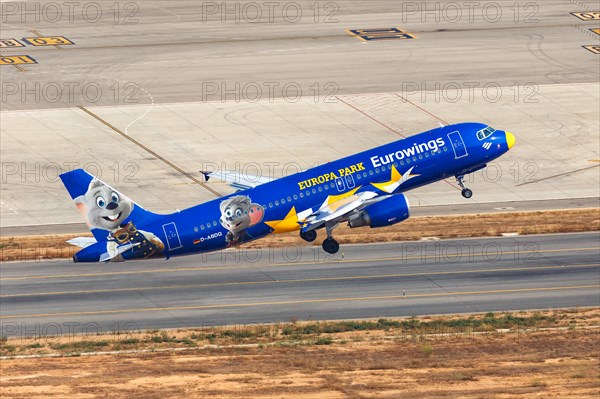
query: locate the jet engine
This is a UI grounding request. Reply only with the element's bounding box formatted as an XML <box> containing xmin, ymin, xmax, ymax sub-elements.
<box><xmin>348</xmin><ymin>194</ymin><xmax>410</xmax><ymax>228</ymax></box>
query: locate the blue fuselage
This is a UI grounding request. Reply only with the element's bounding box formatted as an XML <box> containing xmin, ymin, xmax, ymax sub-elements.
<box><xmin>133</xmin><ymin>122</ymin><xmax>513</xmax><ymax>258</ymax></box>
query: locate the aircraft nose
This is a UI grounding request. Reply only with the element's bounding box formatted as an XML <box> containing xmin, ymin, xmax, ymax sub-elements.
<box><xmin>505</xmin><ymin>131</ymin><xmax>515</xmax><ymax>150</ymax></box>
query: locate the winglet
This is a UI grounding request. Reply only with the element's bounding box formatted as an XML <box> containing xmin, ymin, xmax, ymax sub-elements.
<box><xmin>199</xmin><ymin>171</ymin><xmax>211</xmax><ymax>182</ymax></box>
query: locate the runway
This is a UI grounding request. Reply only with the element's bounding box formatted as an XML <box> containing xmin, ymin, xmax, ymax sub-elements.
<box><xmin>1</xmin><ymin>232</ymin><xmax>598</xmax><ymax>337</ymax></box>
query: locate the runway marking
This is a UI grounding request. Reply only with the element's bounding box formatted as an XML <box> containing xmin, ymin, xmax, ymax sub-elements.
<box><xmin>2</xmin><ymin>284</ymin><xmax>597</xmax><ymax>320</ymax></box>
<box><xmin>0</xmin><ymin>55</ymin><xmax>37</xmax><ymax>65</ymax></box>
<box><xmin>1</xmin><ymin>246</ymin><xmax>598</xmax><ymax>282</ymax></box>
<box><xmin>26</xmin><ymin>30</ymin><xmax>64</xmax><ymax>50</ymax></box>
<box><xmin>571</xmin><ymin>11</ymin><xmax>600</xmax><ymax>20</ymax></box>
<box><xmin>582</xmin><ymin>45</ymin><xmax>600</xmax><ymax>54</ymax></box>
<box><xmin>335</xmin><ymin>96</ymin><xmax>406</xmax><ymax>138</ymax></box>
<box><xmin>0</xmin><ymin>39</ymin><xmax>24</xmax><ymax>48</ymax></box>
<box><xmin>22</xmin><ymin>36</ymin><xmax>74</xmax><ymax>47</ymax></box>
<box><xmin>394</xmin><ymin>93</ymin><xmax>449</xmax><ymax>125</ymax></box>
<box><xmin>1</xmin><ymin>263</ymin><xmax>597</xmax><ymax>298</ymax></box>
<box><xmin>77</xmin><ymin>106</ymin><xmax>221</xmax><ymax>198</ymax></box>
<box><xmin>346</xmin><ymin>28</ymin><xmax>414</xmax><ymax>41</ymax></box>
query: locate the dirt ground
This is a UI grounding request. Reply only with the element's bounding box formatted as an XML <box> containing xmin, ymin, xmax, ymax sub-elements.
<box><xmin>1</xmin><ymin>309</ymin><xmax>599</xmax><ymax>398</ymax></box>
<box><xmin>1</xmin><ymin>208</ymin><xmax>599</xmax><ymax>261</ymax></box>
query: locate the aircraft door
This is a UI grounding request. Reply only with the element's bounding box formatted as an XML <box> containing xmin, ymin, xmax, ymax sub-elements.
<box><xmin>447</xmin><ymin>131</ymin><xmax>468</xmax><ymax>159</ymax></box>
<box><xmin>335</xmin><ymin>177</ymin><xmax>346</xmax><ymax>192</ymax></box>
<box><xmin>162</xmin><ymin>222</ymin><xmax>182</xmax><ymax>250</ymax></box>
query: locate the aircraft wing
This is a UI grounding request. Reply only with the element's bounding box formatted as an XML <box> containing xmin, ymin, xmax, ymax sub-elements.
<box><xmin>301</xmin><ymin>190</ymin><xmax>388</xmax><ymax>232</ymax></box>
<box><xmin>200</xmin><ymin>170</ymin><xmax>273</xmax><ymax>190</ymax></box>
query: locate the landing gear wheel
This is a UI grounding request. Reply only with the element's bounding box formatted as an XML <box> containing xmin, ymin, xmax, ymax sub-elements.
<box><xmin>300</xmin><ymin>230</ymin><xmax>317</xmax><ymax>242</ymax></box>
<box><xmin>322</xmin><ymin>238</ymin><xmax>340</xmax><ymax>254</ymax></box>
<box><xmin>456</xmin><ymin>175</ymin><xmax>473</xmax><ymax>199</ymax></box>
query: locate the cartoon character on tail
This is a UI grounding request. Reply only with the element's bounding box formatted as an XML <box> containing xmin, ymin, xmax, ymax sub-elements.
<box><xmin>219</xmin><ymin>195</ymin><xmax>264</xmax><ymax>245</ymax></box>
<box><xmin>75</xmin><ymin>179</ymin><xmax>164</xmax><ymax>260</ymax></box>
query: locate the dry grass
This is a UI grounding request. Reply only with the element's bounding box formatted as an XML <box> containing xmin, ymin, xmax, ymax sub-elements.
<box><xmin>1</xmin><ymin>208</ymin><xmax>598</xmax><ymax>262</ymax></box>
<box><xmin>1</xmin><ymin>309</ymin><xmax>599</xmax><ymax>398</ymax></box>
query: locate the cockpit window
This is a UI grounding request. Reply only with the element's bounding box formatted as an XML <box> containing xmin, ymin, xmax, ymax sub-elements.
<box><xmin>476</xmin><ymin>126</ymin><xmax>495</xmax><ymax>140</ymax></box>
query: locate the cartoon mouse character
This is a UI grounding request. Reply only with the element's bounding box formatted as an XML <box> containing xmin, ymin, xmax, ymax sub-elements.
<box><xmin>219</xmin><ymin>195</ymin><xmax>264</xmax><ymax>245</ymax></box>
<box><xmin>75</xmin><ymin>179</ymin><xmax>164</xmax><ymax>260</ymax></box>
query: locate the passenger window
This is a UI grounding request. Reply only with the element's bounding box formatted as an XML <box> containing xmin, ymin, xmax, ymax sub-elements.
<box><xmin>293</xmin><ymin>194</ymin><xmax>298</xmax><ymax>200</ymax></box>
<box><xmin>281</xmin><ymin>198</ymin><xmax>285</xmax><ymax>204</ymax></box>
<box><xmin>275</xmin><ymin>200</ymin><xmax>279</xmax><ymax>206</ymax></box>
<box><xmin>299</xmin><ymin>193</ymin><xmax>304</xmax><ymax>198</ymax></box>
<box><xmin>312</xmin><ymin>189</ymin><xmax>317</xmax><ymax>194</ymax></box>
<box><xmin>213</xmin><ymin>221</ymin><xmax>217</xmax><ymax>227</ymax></box>
<box><xmin>318</xmin><ymin>186</ymin><xmax>323</xmax><ymax>192</ymax></box>
<box><xmin>200</xmin><ymin>225</ymin><xmax>205</xmax><ymax>230</ymax></box>
<box><xmin>269</xmin><ymin>202</ymin><xmax>273</xmax><ymax>208</ymax></box>
<box><xmin>287</xmin><ymin>196</ymin><xmax>291</xmax><ymax>202</ymax></box>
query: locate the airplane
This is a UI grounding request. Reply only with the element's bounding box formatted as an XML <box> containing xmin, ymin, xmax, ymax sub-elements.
<box><xmin>60</xmin><ymin>122</ymin><xmax>515</xmax><ymax>262</ymax></box>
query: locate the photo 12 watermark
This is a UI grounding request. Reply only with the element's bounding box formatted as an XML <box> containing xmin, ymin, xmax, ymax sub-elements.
<box><xmin>1</xmin><ymin>1</ymin><xmax>140</xmax><ymax>24</ymax></box>
<box><xmin>1</xmin><ymin>161</ymin><xmax>141</xmax><ymax>185</ymax></box>
<box><xmin>199</xmin><ymin>1</ymin><xmax>340</xmax><ymax>23</ymax></box>
<box><xmin>400</xmin><ymin>1</ymin><xmax>540</xmax><ymax>24</ymax></box>
<box><xmin>200</xmin><ymin>81</ymin><xmax>339</xmax><ymax>103</ymax></box>
<box><xmin>1</xmin><ymin>81</ymin><xmax>145</xmax><ymax>106</ymax></box>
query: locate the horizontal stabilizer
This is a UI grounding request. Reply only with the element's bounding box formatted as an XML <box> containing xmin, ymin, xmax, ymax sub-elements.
<box><xmin>67</xmin><ymin>237</ymin><xmax>97</xmax><ymax>248</ymax></box>
<box><xmin>200</xmin><ymin>170</ymin><xmax>273</xmax><ymax>190</ymax></box>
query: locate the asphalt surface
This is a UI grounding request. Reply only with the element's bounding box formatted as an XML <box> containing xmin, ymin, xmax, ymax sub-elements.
<box><xmin>1</xmin><ymin>197</ymin><xmax>598</xmax><ymax>236</ymax></box>
<box><xmin>2</xmin><ymin>1</ymin><xmax>599</xmax><ymax>110</ymax></box>
<box><xmin>1</xmin><ymin>232</ymin><xmax>598</xmax><ymax>337</ymax></box>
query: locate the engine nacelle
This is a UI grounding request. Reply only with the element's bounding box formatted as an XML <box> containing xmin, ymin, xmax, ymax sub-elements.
<box><xmin>348</xmin><ymin>194</ymin><xmax>410</xmax><ymax>228</ymax></box>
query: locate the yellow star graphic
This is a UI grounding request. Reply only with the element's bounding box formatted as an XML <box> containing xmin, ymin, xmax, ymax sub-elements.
<box><xmin>371</xmin><ymin>165</ymin><xmax>419</xmax><ymax>193</ymax></box>
<box><xmin>264</xmin><ymin>206</ymin><xmax>300</xmax><ymax>234</ymax></box>
<box><xmin>326</xmin><ymin>186</ymin><xmax>361</xmax><ymax>206</ymax></box>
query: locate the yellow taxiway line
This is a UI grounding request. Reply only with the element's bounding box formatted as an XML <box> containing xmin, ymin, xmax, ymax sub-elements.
<box><xmin>1</xmin><ymin>263</ymin><xmax>598</xmax><ymax>298</ymax></box>
<box><xmin>2</xmin><ymin>284</ymin><xmax>598</xmax><ymax>320</ymax></box>
<box><xmin>1</xmin><ymin>246</ymin><xmax>598</xmax><ymax>282</ymax></box>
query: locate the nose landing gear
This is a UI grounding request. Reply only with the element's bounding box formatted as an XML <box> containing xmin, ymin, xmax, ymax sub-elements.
<box><xmin>456</xmin><ymin>175</ymin><xmax>473</xmax><ymax>199</ymax></box>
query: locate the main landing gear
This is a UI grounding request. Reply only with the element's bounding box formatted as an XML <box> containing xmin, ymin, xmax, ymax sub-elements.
<box><xmin>300</xmin><ymin>230</ymin><xmax>317</xmax><ymax>242</ymax></box>
<box><xmin>456</xmin><ymin>175</ymin><xmax>473</xmax><ymax>199</ymax></box>
<box><xmin>322</xmin><ymin>238</ymin><xmax>340</xmax><ymax>254</ymax></box>
<box><xmin>300</xmin><ymin>224</ymin><xmax>341</xmax><ymax>254</ymax></box>
<box><xmin>321</xmin><ymin>223</ymin><xmax>340</xmax><ymax>254</ymax></box>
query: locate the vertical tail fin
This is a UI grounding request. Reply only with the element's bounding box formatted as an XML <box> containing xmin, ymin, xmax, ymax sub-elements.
<box><xmin>60</xmin><ymin>169</ymin><xmax>160</xmax><ymax>241</ymax></box>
